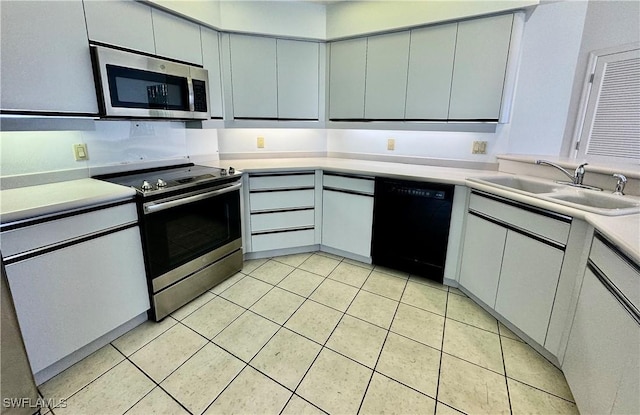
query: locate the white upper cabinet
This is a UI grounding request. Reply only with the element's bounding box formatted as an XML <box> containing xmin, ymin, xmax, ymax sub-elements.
<box><xmin>152</xmin><ymin>8</ymin><xmax>203</xmax><ymax>65</ymax></box>
<box><xmin>0</xmin><ymin>0</ymin><xmax>98</xmax><ymax>114</ymax></box>
<box><xmin>83</xmin><ymin>0</ymin><xmax>155</xmax><ymax>55</ymax></box>
<box><xmin>201</xmin><ymin>27</ymin><xmax>224</xmax><ymax>118</ymax></box>
<box><xmin>229</xmin><ymin>34</ymin><xmax>278</xmax><ymax>118</ymax></box>
<box><xmin>329</xmin><ymin>38</ymin><xmax>368</xmax><ymax>119</ymax></box>
<box><xmin>364</xmin><ymin>31</ymin><xmax>411</xmax><ymax>120</ymax></box>
<box><xmin>277</xmin><ymin>39</ymin><xmax>320</xmax><ymax>119</ymax></box>
<box><xmin>405</xmin><ymin>23</ymin><xmax>457</xmax><ymax>120</ymax></box>
<box><xmin>448</xmin><ymin>14</ymin><xmax>513</xmax><ymax>120</ymax></box>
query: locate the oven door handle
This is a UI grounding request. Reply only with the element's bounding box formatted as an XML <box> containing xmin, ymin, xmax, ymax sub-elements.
<box><xmin>143</xmin><ymin>182</ymin><xmax>241</xmax><ymax>214</ymax></box>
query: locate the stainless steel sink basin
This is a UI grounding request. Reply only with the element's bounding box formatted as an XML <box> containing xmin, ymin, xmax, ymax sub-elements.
<box><xmin>469</xmin><ymin>176</ymin><xmax>564</xmax><ymax>194</ymax></box>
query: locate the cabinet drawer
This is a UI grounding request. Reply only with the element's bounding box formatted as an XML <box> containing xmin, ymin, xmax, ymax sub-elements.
<box><xmin>590</xmin><ymin>235</ymin><xmax>640</xmax><ymax>312</ymax></box>
<box><xmin>250</xmin><ymin>189</ymin><xmax>315</xmax><ymax>212</ymax></box>
<box><xmin>1</xmin><ymin>203</ymin><xmax>138</xmax><ymax>257</ymax></box>
<box><xmin>249</xmin><ymin>173</ymin><xmax>315</xmax><ymax>190</ymax></box>
<box><xmin>252</xmin><ymin>229</ymin><xmax>315</xmax><ymax>251</ymax></box>
<box><xmin>469</xmin><ymin>192</ymin><xmax>571</xmax><ymax>245</ymax></box>
<box><xmin>251</xmin><ymin>209</ymin><xmax>315</xmax><ymax>233</ymax></box>
<box><xmin>323</xmin><ymin>174</ymin><xmax>374</xmax><ymax>195</ymax></box>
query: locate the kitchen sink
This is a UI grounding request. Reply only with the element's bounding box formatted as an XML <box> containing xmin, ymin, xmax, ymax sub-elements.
<box><xmin>468</xmin><ymin>175</ymin><xmax>640</xmax><ymax>216</ymax></box>
<box><xmin>544</xmin><ymin>191</ymin><xmax>640</xmax><ymax>215</ymax></box>
<box><xmin>468</xmin><ymin>176</ymin><xmax>564</xmax><ymax>194</ymax></box>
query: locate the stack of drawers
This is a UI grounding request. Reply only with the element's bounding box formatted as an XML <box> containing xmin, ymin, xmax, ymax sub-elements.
<box><xmin>248</xmin><ymin>172</ymin><xmax>317</xmax><ymax>252</ymax></box>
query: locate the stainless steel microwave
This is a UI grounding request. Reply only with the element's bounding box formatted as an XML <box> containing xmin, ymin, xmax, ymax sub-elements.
<box><xmin>90</xmin><ymin>45</ymin><xmax>210</xmax><ymax>120</ymax></box>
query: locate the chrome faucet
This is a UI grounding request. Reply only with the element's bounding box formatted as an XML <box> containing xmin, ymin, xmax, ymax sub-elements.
<box><xmin>535</xmin><ymin>160</ymin><xmax>587</xmax><ymax>184</ymax></box>
<box><xmin>535</xmin><ymin>160</ymin><xmax>601</xmax><ymax>190</ymax></box>
<box><xmin>613</xmin><ymin>174</ymin><xmax>627</xmax><ymax>195</ymax></box>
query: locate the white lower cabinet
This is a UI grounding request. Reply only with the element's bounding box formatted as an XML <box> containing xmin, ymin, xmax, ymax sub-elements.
<box><xmin>6</xmin><ymin>226</ymin><xmax>149</xmax><ymax>374</ymax></box>
<box><xmin>563</xmin><ymin>234</ymin><xmax>640</xmax><ymax>414</ymax></box>
<box><xmin>247</xmin><ymin>172</ymin><xmax>318</xmax><ymax>253</ymax></box>
<box><xmin>458</xmin><ymin>214</ymin><xmax>506</xmax><ymax>307</ymax></box>
<box><xmin>321</xmin><ymin>174</ymin><xmax>375</xmax><ymax>258</ymax></box>
<box><xmin>459</xmin><ymin>192</ymin><xmax>570</xmax><ymax>348</ymax></box>
<box><xmin>495</xmin><ymin>231</ymin><xmax>564</xmax><ymax>345</ymax></box>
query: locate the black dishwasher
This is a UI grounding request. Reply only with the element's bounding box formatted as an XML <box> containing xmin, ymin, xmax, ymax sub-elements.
<box><xmin>372</xmin><ymin>178</ymin><xmax>454</xmax><ymax>282</ymax></box>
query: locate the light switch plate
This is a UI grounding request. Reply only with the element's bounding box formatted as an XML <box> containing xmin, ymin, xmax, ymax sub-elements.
<box><xmin>387</xmin><ymin>138</ymin><xmax>395</xmax><ymax>151</ymax></box>
<box><xmin>257</xmin><ymin>136</ymin><xmax>265</xmax><ymax>148</ymax></box>
<box><xmin>73</xmin><ymin>144</ymin><xmax>89</xmax><ymax>161</ymax></box>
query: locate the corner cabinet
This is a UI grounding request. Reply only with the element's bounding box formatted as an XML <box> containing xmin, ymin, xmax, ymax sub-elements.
<box><xmin>0</xmin><ymin>0</ymin><xmax>98</xmax><ymax>114</ymax></box>
<box><xmin>321</xmin><ymin>173</ymin><xmax>375</xmax><ymax>259</ymax></box>
<box><xmin>563</xmin><ymin>233</ymin><xmax>640</xmax><ymax>414</ymax></box>
<box><xmin>459</xmin><ymin>191</ymin><xmax>571</xmax><ymax>346</ymax></box>
<box><xmin>228</xmin><ymin>34</ymin><xmax>320</xmax><ymax>120</ymax></box>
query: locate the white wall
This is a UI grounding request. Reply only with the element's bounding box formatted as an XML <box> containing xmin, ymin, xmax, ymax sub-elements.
<box><xmin>217</xmin><ymin>129</ymin><xmax>326</xmax><ymax>156</ymax></box>
<box><xmin>0</xmin><ymin>121</ymin><xmax>220</xmax><ymax>184</ymax></box>
<box><xmin>326</xmin><ymin>125</ymin><xmax>510</xmax><ymax>163</ymax></box>
<box><xmin>561</xmin><ymin>0</ymin><xmax>640</xmax><ymax>156</ymax></box>
<box><xmin>506</xmin><ymin>1</ymin><xmax>587</xmax><ymax>156</ymax></box>
<box><xmin>326</xmin><ymin>0</ymin><xmax>538</xmax><ymax>39</ymax></box>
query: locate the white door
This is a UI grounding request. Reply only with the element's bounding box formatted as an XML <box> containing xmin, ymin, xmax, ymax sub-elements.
<box><xmin>277</xmin><ymin>39</ymin><xmax>320</xmax><ymax>119</ymax></box>
<box><xmin>322</xmin><ymin>190</ymin><xmax>374</xmax><ymax>258</ymax></box>
<box><xmin>328</xmin><ymin>38</ymin><xmax>368</xmax><ymax>119</ymax></box>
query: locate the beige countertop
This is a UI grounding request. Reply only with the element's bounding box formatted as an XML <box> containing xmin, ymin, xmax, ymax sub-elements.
<box><xmin>0</xmin><ymin>178</ymin><xmax>136</xmax><ymax>224</ymax></box>
<box><xmin>1</xmin><ymin>157</ymin><xmax>637</xmax><ymax>263</ymax></box>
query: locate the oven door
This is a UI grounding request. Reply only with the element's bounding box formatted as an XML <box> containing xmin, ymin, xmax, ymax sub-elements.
<box><xmin>141</xmin><ymin>181</ymin><xmax>241</xmax><ymax>283</ymax></box>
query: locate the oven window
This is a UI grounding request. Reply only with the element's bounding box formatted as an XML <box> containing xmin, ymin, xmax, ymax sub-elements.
<box><xmin>106</xmin><ymin>65</ymin><xmax>189</xmax><ymax>110</ymax></box>
<box><xmin>143</xmin><ymin>189</ymin><xmax>241</xmax><ymax>278</ymax></box>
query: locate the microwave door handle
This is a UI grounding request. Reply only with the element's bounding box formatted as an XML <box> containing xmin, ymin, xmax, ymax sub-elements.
<box><xmin>143</xmin><ymin>182</ymin><xmax>241</xmax><ymax>215</ymax></box>
<box><xmin>187</xmin><ymin>77</ymin><xmax>195</xmax><ymax>112</ymax></box>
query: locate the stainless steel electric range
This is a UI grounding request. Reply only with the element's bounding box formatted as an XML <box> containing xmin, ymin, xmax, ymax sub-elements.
<box><xmin>95</xmin><ymin>163</ymin><xmax>242</xmax><ymax>321</ymax></box>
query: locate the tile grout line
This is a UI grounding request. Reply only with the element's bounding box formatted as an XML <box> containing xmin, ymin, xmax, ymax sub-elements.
<box><xmin>355</xmin><ymin>274</ymin><xmax>409</xmax><ymax>415</ymax></box>
<box><xmin>433</xmin><ymin>288</ymin><xmax>450</xmax><ymax>414</ymax></box>
<box><xmin>116</xmin><ymin>345</ymin><xmax>197</xmax><ymax>415</ymax></box>
<box><xmin>498</xmin><ymin>327</ymin><xmax>514</xmax><ymax>415</ymax></box>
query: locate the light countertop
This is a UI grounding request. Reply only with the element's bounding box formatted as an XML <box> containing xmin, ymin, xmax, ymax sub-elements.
<box><xmin>1</xmin><ymin>157</ymin><xmax>637</xmax><ymax>263</ymax></box>
<box><xmin>0</xmin><ymin>178</ymin><xmax>136</xmax><ymax>224</ymax></box>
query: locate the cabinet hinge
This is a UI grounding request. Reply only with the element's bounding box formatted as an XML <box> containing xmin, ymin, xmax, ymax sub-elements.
<box><xmin>589</xmin><ymin>73</ymin><xmax>595</xmax><ymax>83</ymax></box>
<box><xmin>575</xmin><ymin>141</ymin><xmax>581</xmax><ymax>151</ymax></box>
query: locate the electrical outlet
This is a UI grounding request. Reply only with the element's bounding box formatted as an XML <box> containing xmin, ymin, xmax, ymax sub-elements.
<box><xmin>73</xmin><ymin>144</ymin><xmax>89</xmax><ymax>161</ymax></box>
<box><xmin>387</xmin><ymin>138</ymin><xmax>395</xmax><ymax>151</ymax></box>
<box><xmin>472</xmin><ymin>141</ymin><xmax>487</xmax><ymax>154</ymax></box>
<box><xmin>257</xmin><ymin>136</ymin><xmax>265</xmax><ymax>148</ymax></box>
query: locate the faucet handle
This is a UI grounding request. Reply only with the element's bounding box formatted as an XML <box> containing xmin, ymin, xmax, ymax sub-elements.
<box><xmin>613</xmin><ymin>173</ymin><xmax>627</xmax><ymax>196</ymax></box>
<box><xmin>574</xmin><ymin>163</ymin><xmax>588</xmax><ymax>185</ymax></box>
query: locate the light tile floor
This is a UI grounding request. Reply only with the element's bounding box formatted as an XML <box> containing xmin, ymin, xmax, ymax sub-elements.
<box><xmin>39</xmin><ymin>252</ymin><xmax>579</xmax><ymax>415</ymax></box>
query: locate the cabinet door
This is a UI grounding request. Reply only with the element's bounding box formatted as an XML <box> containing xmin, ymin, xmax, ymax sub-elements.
<box><xmin>364</xmin><ymin>31</ymin><xmax>410</xmax><ymax>119</ymax></box>
<box><xmin>83</xmin><ymin>0</ymin><xmax>155</xmax><ymax>55</ymax></box>
<box><xmin>5</xmin><ymin>228</ymin><xmax>150</xmax><ymax>374</ymax></box>
<box><xmin>405</xmin><ymin>23</ymin><xmax>457</xmax><ymax>120</ymax></box>
<box><xmin>0</xmin><ymin>1</ymin><xmax>98</xmax><ymax>114</ymax></box>
<box><xmin>328</xmin><ymin>38</ymin><xmax>368</xmax><ymax>120</ymax></box>
<box><xmin>495</xmin><ymin>231</ymin><xmax>564</xmax><ymax>345</ymax></box>
<box><xmin>563</xmin><ymin>268</ymin><xmax>639</xmax><ymax>414</ymax></box>
<box><xmin>322</xmin><ymin>190</ymin><xmax>373</xmax><ymax>258</ymax></box>
<box><xmin>229</xmin><ymin>34</ymin><xmax>278</xmax><ymax>118</ymax></box>
<box><xmin>459</xmin><ymin>214</ymin><xmax>507</xmax><ymax>307</ymax></box>
<box><xmin>448</xmin><ymin>14</ymin><xmax>513</xmax><ymax>120</ymax></box>
<box><xmin>201</xmin><ymin>27</ymin><xmax>224</xmax><ymax>118</ymax></box>
<box><xmin>277</xmin><ymin>39</ymin><xmax>320</xmax><ymax>119</ymax></box>
<box><xmin>152</xmin><ymin>8</ymin><xmax>203</xmax><ymax>64</ymax></box>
